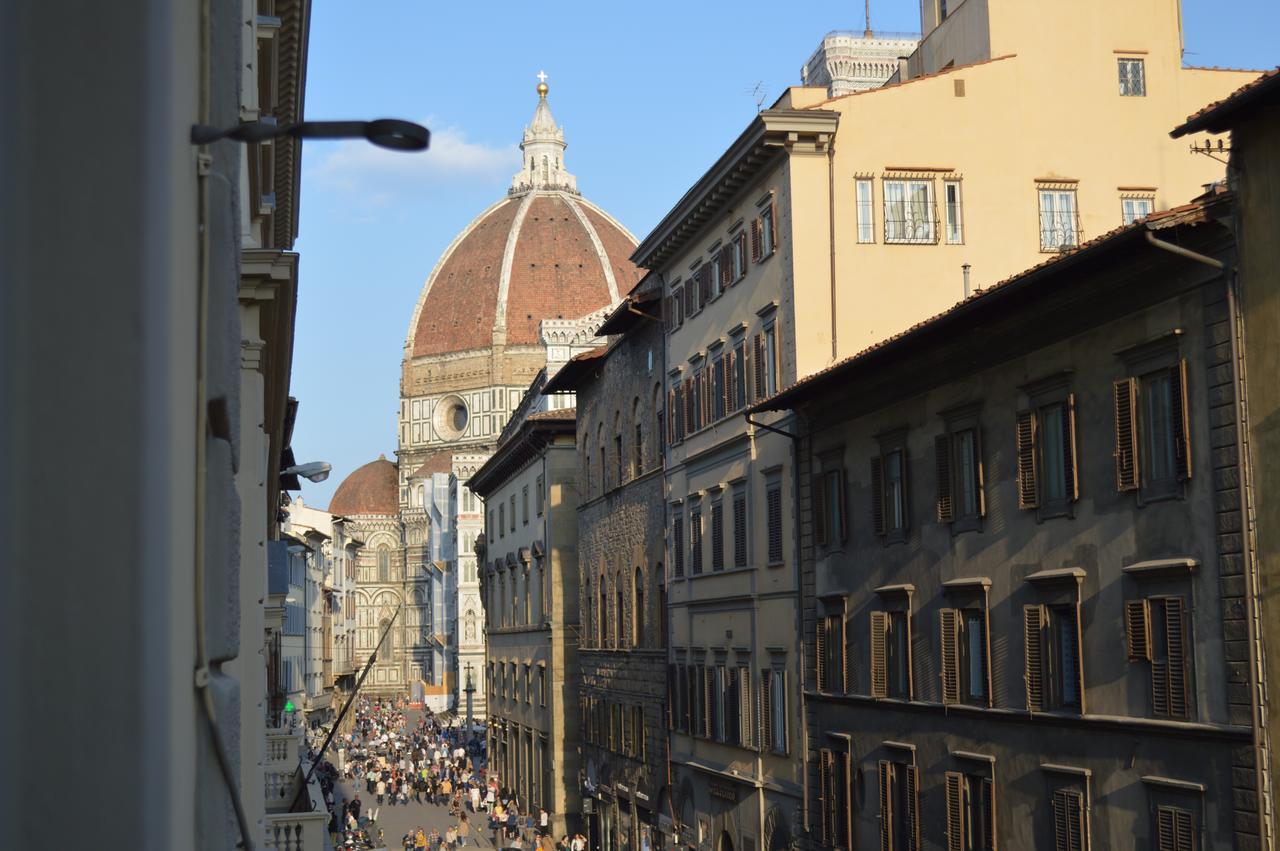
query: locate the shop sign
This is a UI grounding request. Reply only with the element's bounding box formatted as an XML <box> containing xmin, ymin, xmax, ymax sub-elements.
<box><xmin>707</xmin><ymin>780</ymin><xmax>738</xmax><ymax>802</ymax></box>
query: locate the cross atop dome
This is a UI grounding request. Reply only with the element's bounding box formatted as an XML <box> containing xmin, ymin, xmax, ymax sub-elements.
<box><xmin>511</xmin><ymin>72</ymin><xmax>578</xmax><ymax>195</ymax></box>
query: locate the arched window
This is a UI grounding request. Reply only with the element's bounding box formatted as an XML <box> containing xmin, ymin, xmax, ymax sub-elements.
<box><xmin>599</xmin><ymin>576</ymin><xmax>608</xmax><ymax>648</ymax></box>
<box><xmin>377</xmin><ymin>546</ymin><xmax>390</xmax><ymax>582</ymax></box>
<box><xmin>633</xmin><ymin>565</ymin><xmax>644</xmax><ymax>647</ymax></box>
<box><xmin>584</xmin><ymin>577</ymin><xmax>592</xmax><ymax>647</ymax></box>
<box><xmin>654</xmin><ymin>383</ymin><xmax>664</xmax><ymax>461</ymax></box>
<box><xmin>633</xmin><ymin>397</ymin><xmax>643</xmax><ymax>476</ymax></box>
<box><xmin>615</xmin><ymin>570</ymin><xmax>625</xmax><ymax>649</ymax></box>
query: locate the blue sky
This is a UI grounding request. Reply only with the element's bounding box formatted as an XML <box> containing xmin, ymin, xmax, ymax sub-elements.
<box><xmin>288</xmin><ymin>0</ymin><xmax>1278</xmax><ymax>509</ymax></box>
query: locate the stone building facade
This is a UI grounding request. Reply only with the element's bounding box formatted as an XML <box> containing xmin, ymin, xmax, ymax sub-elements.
<box><xmin>545</xmin><ymin>279</ymin><xmax>671</xmax><ymax>851</ymax></box>
<box><xmin>471</xmin><ymin>408</ymin><xmax>583</xmax><ymax>836</ymax></box>
<box><xmin>753</xmin><ymin>200</ymin><xmax>1272</xmax><ymax>848</ymax></box>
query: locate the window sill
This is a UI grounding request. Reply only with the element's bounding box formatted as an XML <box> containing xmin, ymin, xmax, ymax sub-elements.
<box><xmin>767</xmin><ymin>560</ymin><xmax>786</xmax><ymax>569</ymax></box>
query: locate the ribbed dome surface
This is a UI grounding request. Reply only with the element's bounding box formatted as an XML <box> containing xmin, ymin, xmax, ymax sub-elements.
<box><xmin>407</xmin><ymin>191</ymin><xmax>642</xmax><ymax>358</ymax></box>
<box><xmin>328</xmin><ymin>456</ymin><xmax>399</xmax><ymax>516</ymax></box>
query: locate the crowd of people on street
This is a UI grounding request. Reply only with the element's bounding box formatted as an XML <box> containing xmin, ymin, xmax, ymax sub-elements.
<box><xmin>312</xmin><ymin>696</ymin><xmax>588</xmax><ymax>851</ymax></box>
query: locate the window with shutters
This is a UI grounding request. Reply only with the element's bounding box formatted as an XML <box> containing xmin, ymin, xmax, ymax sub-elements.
<box><xmin>635</xmin><ymin>421</ymin><xmax>644</xmax><ymax>476</ymax></box>
<box><xmin>768</xmin><ymin>666</ymin><xmax>787</xmax><ymax>753</ymax></box>
<box><xmin>940</xmin><ymin>607</ymin><xmax>991</xmax><ymax>707</ymax></box>
<box><xmin>818</xmin><ymin>747</ymin><xmax>853</xmax><ymax>849</ymax></box>
<box><xmin>736</xmin><ymin>665</ymin><xmax>753</xmax><ymax>748</ymax></box>
<box><xmin>711</xmin><ymin>664</ymin><xmax>726</xmax><ymax>741</ymax></box>
<box><xmin>510</xmin><ymin>494</ymin><xmax>516</xmax><ymax>531</ymax></box>
<box><xmin>712</xmin><ymin>353</ymin><xmax>726</xmax><ymax>422</ymax></box>
<box><xmin>1153</xmin><ymin>803</ymin><xmax>1196</xmax><ymax>851</ymax></box>
<box><xmin>856</xmin><ymin>178</ymin><xmax>875</xmax><ymax>243</ymax></box>
<box><xmin>733</xmin><ymin>488</ymin><xmax>749</xmax><ymax>567</ymax></box>
<box><xmin>522</xmin><ymin>485</ymin><xmax>529</xmax><ymax>525</ymax></box>
<box><xmin>732</xmin><ymin>231</ymin><xmax>748</xmax><ymax>283</ymax></box>
<box><xmin>871</xmin><ymin>608</ymin><xmax>913</xmax><ymax>700</ymax></box>
<box><xmin>672</xmin><ymin>510</ymin><xmax>685</xmax><ymax>578</ymax></box>
<box><xmin>936</xmin><ymin>409</ymin><xmax>985</xmax><ymax>532</ymax></box>
<box><xmin>689</xmin><ymin>500</ymin><xmax>703</xmax><ymax>575</ymax></box>
<box><xmin>816</xmin><ymin>603</ymin><xmax>846</xmax><ymax>694</ymax></box>
<box><xmin>731</xmin><ymin>338</ymin><xmax>747</xmax><ymax>411</ymax></box>
<box><xmin>710</xmin><ymin>497</ymin><xmax>725</xmax><ymax>571</ymax></box>
<box><xmin>765</xmin><ymin>475</ymin><xmax>784</xmax><ymax>565</ymax></box>
<box><xmin>879</xmin><ymin>758</ymin><xmax>921</xmax><ymax>851</ymax></box>
<box><xmin>1114</xmin><ymin>358</ymin><xmax>1191</xmax><ymax>501</ymax></box>
<box><xmin>724</xmin><ymin>665</ymin><xmax>741</xmax><ymax>744</ymax></box>
<box><xmin>759</xmin><ymin>202</ymin><xmax>777</xmax><ymax>259</ymax></box>
<box><xmin>872</xmin><ymin>434</ymin><xmax>910</xmax><ymax>543</ymax></box>
<box><xmin>1126</xmin><ymin>594</ymin><xmax>1191</xmax><ymax>719</ymax></box>
<box><xmin>684</xmin><ymin>278</ymin><xmax>698</xmax><ymax>317</ymax></box>
<box><xmin>1024</xmin><ymin>603</ymin><xmax>1083</xmax><ymax>712</ymax></box>
<box><xmin>814</xmin><ymin>462</ymin><xmax>848</xmax><ymax>550</ymax></box>
<box><xmin>708</xmin><ymin>252</ymin><xmax>724</xmax><ymax>300</ymax></box>
<box><xmin>764</xmin><ymin>323</ymin><xmax>779</xmax><ymax>397</ymax></box>
<box><xmin>536</xmin><ymin>473</ymin><xmax>545</xmax><ymax>516</ymax></box>
<box><xmin>946</xmin><ymin>770</ymin><xmax>996</xmax><ymax>851</ymax></box>
<box><xmin>1016</xmin><ymin>380</ymin><xmax>1079</xmax><ymax>517</ymax></box>
<box><xmin>1051</xmin><ymin>788</ymin><xmax>1088</xmax><ymax>851</ymax></box>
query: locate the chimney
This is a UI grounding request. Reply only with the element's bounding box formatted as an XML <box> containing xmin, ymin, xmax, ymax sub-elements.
<box><xmin>962</xmin><ymin>264</ymin><xmax>972</xmax><ymax>298</ymax></box>
<box><xmin>897</xmin><ymin>55</ymin><xmax>910</xmax><ymax>81</ymax></box>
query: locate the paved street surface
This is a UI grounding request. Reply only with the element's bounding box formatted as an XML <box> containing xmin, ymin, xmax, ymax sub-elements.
<box><xmin>332</xmin><ymin>709</ymin><xmax>496</xmax><ymax>850</ymax></box>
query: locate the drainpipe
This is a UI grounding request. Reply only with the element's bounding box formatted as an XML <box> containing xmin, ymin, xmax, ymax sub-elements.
<box><xmin>828</xmin><ymin>133</ymin><xmax>838</xmax><ymax>362</ymax></box>
<box><xmin>1146</xmin><ymin>226</ymin><xmax>1272</xmax><ymax>848</ymax></box>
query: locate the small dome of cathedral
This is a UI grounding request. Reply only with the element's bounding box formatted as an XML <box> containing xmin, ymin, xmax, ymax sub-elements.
<box><xmin>328</xmin><ymin>455</ymin><xmax>399</xmax><ymax>516</ymax></box>
<box><xmin>405</xmin><ymin>80</ymin><xmax>642</xmax><ymax>359</ymax></box>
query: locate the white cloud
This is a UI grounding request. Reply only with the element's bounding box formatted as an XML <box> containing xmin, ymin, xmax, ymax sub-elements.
<box><xmin>306</xmin><ymin>120</ymin><xmax>519</xmax><ymax>199</ymax></box>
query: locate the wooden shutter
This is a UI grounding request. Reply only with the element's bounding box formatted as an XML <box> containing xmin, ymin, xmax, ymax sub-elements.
<box><xmin>814</xmin><ymin>472</ymin><xmax>828</xmax><ymax>546</ymax></box>
<box><xmin>739</xmin><ymin>232</ymin><xmax>750</xmax><ymax>275</ymax></box>
<box><xmin>719</xmin><ymin>245</ymin><xmax>733</xmax><ymax>288</ymax></box>
<box><xmin>940</xmin><ymin>608</ymin><xmax>961</xmax><ymax>704</ymax></box>
<box><xmin>982</xmin><ymin>777</ymin><xmax>997</xmax><ymax>850</ymax></box>
<box><xmin>944</xmin><ymin>771</ymin><xmax>965</xmax><ymax>851</ymax></box>
<box><xmin>815</xmin><ymin>616</ymin><xmax>828</xmax><ymax>691</ymax></box>
<box><xmin>724</xmin><ymin>349</ymin><xmax>735</xmax><ymax>413</ymax></box>
<box><xmin>699</xmin><ymin>264</ymin><xmax>713</xmax><ymax>305</ymax></box>
<box><xmin>1125</xmin><ymin>598</ymin><xmax>1151</xmax><ymax>661</ymax></box>
<box><xmin>1114</xmin><ymin>377</ymin><xmax>1140</xmax><ymax>492</ymax></box>
<box><xmin>974</xmin><ymin>428</ymin><xmax>988</xmax><ymax>517</ymax></box>
<box><xmin>871</xmin><ymin>455</ymin><xmax>887</xmax><ymax>536</ymax></box>
<box><xmin>1157</xmin><ymin>805</ymin><xmax>1195</xmax><ymax>851</ymax></box>
<box><xmin>682</xmin><ymin>378</ymin><xmax>692</xmax><ymax>435</ymax></box>
<box><xmin>839</xmin><ymin>468</ymin><xmax>849</xmax><ymax>542</ymax></box>
<box><xmin>819</xmin><ymin>749</ymin><xmax>834</xmax><ymax>844</ymax></box>
<box><xmin>1064</xmin><ymin>394</ymin><xmax>1079</xmax><ymax>501</ymax></box>
<box><xmin>905</xmin><ymin>764</ymin><xmax>921</xmax><ymax>851</ymax></box>
<box><xmin>703</xmin><ymin>666</ymin><xmax>714</xmax><ymax>738</ymax></box>
<box><xmin>936</xmin><ymin>433</ymin><xmax>954</xmax><ymax>522</ymax></box>
<box><xmin>870</xmin><ymin>611</ymin><xmax>889</xmax><ymax>698</ymax></box>
<box><xmin>1024</xmin><ymin>604</ymin><xmax>1045</xmax><ymax>711</ymax></box>
<box><xmin>753</xmin><ymin>333</ymin><xmax>768</xmax><ymax>399</ymax></box>
<box><xmin>1016</xmin><ymin>409</ymin><xmax>1039</xmax><ymax>509</ymax></box>
<box><xmin>878</xmin><ymin>760</ymin><xmax>893</xmax><ymax>851</ymax></box>
<box><xmin>739</xmin><ymin>668</ymin><xmax>752</xmax><ymax>748</ymax></box>
<box><xmin>744</xmin><ymin>338</ymin><xmax>756</xmax><ymax>404</ymax></box>
<box><xmin>750</xmin><ymin>218</ymin><xmax>762</xmax><ymax>262</ymax></box>
<box><xmin>1165</xmin><ymin>596</ymin><xmax>1189</xmax><ymax>719</ymax></box>
<box><xmin>1052</xmin><ymin>789</ymin><xmax>1085</xmax><ymax>851</ymax></box>
<box><xmin>1172</xmin><ymin>359</ymin><xmax>1192</xmax><ymax>481</ymax></box>
<box><xmin>759</xmin><ymin>668</ymin><xmax>772</xmax><ymax>752</ymax></box>
<box><xmin>767</xmin><ymin>202</ymin><xmax>778</xmax><ymax>251</ymax></box>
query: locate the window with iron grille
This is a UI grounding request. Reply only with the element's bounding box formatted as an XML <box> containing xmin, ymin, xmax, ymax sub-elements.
<box><xmin>1118</xmin><ymin>57</ymin><xmax>1146</xmax><ymax>96</ymax></box>
<box><xmin>883</xmin><ymin>178</ymin><xmax>937</xmax><ymax>243</ymax></box>
<box><xmin>1038</xmin><ymin>187</ymin><xmax>1080</xmax><ymax>252</ymax></box>
<box><xmin>856</xmin><ymin>178</ymin><xmax>875</xmax><ymax>243</ymax></box>
<box><xmin>944</xmin><ymin>180</ymin><xmax>964</xmax><ymax>244</ymax></box>
<box><xmin>1121</xmin><ymin>194</ymin><xmax>1154</xmax><ymax>225</ymax></box>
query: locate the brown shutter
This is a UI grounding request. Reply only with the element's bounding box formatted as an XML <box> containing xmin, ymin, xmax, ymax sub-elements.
<box><xmin>819</xmin><ymin>749</ymin><xmax>833</xmax><ymax>844</ymax></box>
<box><xmin>1125</xmin><ymin>598</ymin><xmax>1151</xmax><ymax>661</ymax></box>
<box><xmin>703</xmin><ymin>667</ymin><xmax>713</xmax><ymax>738</ymax></box>
<box><xmin>815</xmin><ymin>616</ymin><xmax>828</xmax><ymax>691</ymax></box>
<box><xmin>814</xmin><ymin>472</ymin><xmax>828</xmax><ymax>546</ymax></box>
<box><xmin>1114</xmin><ymin>377</ymin><xmax>1140</xmax><ymax>492</ymax></box>
<box><xmin>940</xmin><ymin>608</ymin><xmax>961</xmax><ymax>704</ymax></box>
<box><xmin>1024</xmin><ymin>604</ymin><xmax>1045</xmax><ymax>711</ymax></box>
<box><xmin>936</xmin><ymin>433</ymin><xmax>954</xmax><ymax>522</ymax></box>
<box><xmin>904</xmin><ymin>764</ymin><xmax>921</xmax><ymax>851</ymax></box>
<box><xmin>871</xmin><ymin>455</ymin><xmax>887</xmax><ymax>536</ymax></box>
<box><xmin>841</xmin><ymin>612</ymin><xmax>851</xmax><ymax>693</ymax></box>
<box><xmin>750</xmin><ymin>218</ymin><xmax>762</xmax><ymax>262</ymax></box>
<box><xmin>1165</xmin><ymin>596</ymin><xmax>1189</xmax><ymax>719</ymax></box>
<box><xmin>839</xmin><ymin>468</ymin><xmax>850</xmax><ymax>542</ymax></box>
<box><xmin>753</xmin><ymin>333</ymin><xmax>768</xmax><ymax>399</ymax></box>
<box><xmin>878</xmin><ymin>760</ymin><xmax>893</xmax><ymax>851</ymax></box>
<box><xmin>944</xmin><ymin>772</ymin><xmax>965</xmax><ymax>851</ymax></box>
<box><xmin>744</xmin><ymin>338</ymin><xmax>756</xmax><ymax>404</ymax></box>
<box><xmin>768</xmin><ymin>202</ymin><xmax>778</xmax><ymax>251</ymax></box>
<box><xmin>982</xmin><ymin>777</ymin><xmax>997</xmax><ymax>850</ymax></box>
<box><xmin>724</xmin><ymin>349</ymin><xmax>735</xmax><ymax>413</ymax></box>
<box><xmin>759</xmin><ymin>668</ymin><xmax>771</xmax><ymax>752</ymax></box>
<box><xmin>1156</xmin><ymin>806</ymin><xmax>1175</xmax><ymax>851</ymax></box>
<box><xmin>700</xmin><ymin>264</ymin><xmax>712</xmax><ymax>305</ymax></box>
<box><xmin>1172</xmin><ymin>359</ymin><xmax>1192</xmax><ymax>480</ymax></box>
<box><xmin>1016</xmin><ymin>409</ymin><xmax>1039</xmax><ymax>509</ymax></box>
<box><xmin>1052</xmin><ymin>789</ymin><xmax>1085</xmax><ymax>851</ymax></box>
<box><xmin>974</xmin><ymin>428</ymin><xmax>988</xmax><ymax>517</ymax></box>
<box><xmin>870</xmin><ymin>611</ymin><xmax>889</xmax><ymax>698</ymax></box>
<box><xmin>1064</xmin><ymin>394</ymin><xmax>1079</xmax><ymax>501</ymax></box>
<box><xmin>719</xmin><ymin>245</ymin><xmax>733</xmax><ymax>288</ymax></box>
<box><xmin>739</xmin><ymin>668</ymin><xmax>752</xmax><ymax>748</ymax></box>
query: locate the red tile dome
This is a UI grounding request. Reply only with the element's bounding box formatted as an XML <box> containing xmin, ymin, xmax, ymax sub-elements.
<box><xmin>328</xmin><ymin>455</ymin><xmax>399</xmax><ymax>516</ymax></box>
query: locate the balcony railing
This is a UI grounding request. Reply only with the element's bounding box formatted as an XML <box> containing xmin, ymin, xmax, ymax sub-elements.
<box><xmin>263</xmin><ymin>726</ymin><xmax>329</xmax><ymax>849</ymax></box>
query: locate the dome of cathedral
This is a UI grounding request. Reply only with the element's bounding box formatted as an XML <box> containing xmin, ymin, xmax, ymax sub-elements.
<box><xmin>405</xmin><ymin>83</ymin><xmax>642</xmax><ymax>359</ymax></box>
<box><xmin>328</xmin><ymin>455</ymin><xmax>399</xmax><ymax>516</ymax></box>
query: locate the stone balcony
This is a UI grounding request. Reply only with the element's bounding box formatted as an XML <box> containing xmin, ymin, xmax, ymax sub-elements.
<box><xmin>263</xmin><ymin>726</ymin><xmax>329</xmax><ymax>849</ymax></box>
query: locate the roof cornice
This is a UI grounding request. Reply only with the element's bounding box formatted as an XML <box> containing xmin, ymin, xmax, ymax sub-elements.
<box><xmin>631</xmin><ymin>109</ymin><xmax>838</xmax><ymax>270</ymax></box>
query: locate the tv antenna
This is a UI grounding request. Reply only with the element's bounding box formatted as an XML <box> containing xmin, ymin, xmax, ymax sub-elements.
<box><xmin>747</xmin><ymin>81</ymin><xmax>766</xmax><ymax>112</ymax></box>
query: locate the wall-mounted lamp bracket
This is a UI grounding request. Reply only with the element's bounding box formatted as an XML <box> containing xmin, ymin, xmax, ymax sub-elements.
<box><xmin>191</xmin><ymin>118</ymin><xmax>430</xmax><ymax>151</ymax></box>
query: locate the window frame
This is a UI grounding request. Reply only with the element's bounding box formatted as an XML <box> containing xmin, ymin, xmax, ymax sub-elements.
<box><xmin>1118</xmin><ymin>57</ymin><xmax>1147</xmax><ymax>97</ymax></box>
<box><xmin>882</xmin><ymin>177</ymin><xmax>938</xmax><ymax>244</ymax></box>
<box><xmin>1037</xmin><ymin>186</ymin><xmax>1081</xmax><ymax>252</ymax></box>
<box><xmin>855</xmin><ymin>177</ymin><xmax>876</xmax><ymax>244</ymax></box>
<box><xmin>944</xmin><ymin>179</ymin><xmax>964</xmax><ymax>244</ymax></box>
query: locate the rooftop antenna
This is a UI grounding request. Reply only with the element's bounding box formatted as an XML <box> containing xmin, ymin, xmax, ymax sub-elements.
<box><xmin>748</xmin><ymin>81</ymin><xmax>767</xmax><ymax>113</ymax></box>
<box><xmin>864</xmin><ymin>0</ymin><xmax>873</xmax><ymax>37</ymax></box>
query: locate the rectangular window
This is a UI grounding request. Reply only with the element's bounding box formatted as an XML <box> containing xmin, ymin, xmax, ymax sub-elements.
<box><xmin>1038</xmin><ymin>188</ymin><xmax>1079</xmax><ymax>251</ymax></box>
<box><xmin>766</xmin><ymin>667</ymin><xmax>786</xmax><ymax>753</ymax></box>
<box><xmin>684</xmin><ymin>281</ymin><xmax>697</xmax><ymax>318</ymax></box>
<box><xmin>942</xmin><ymin>607</ymin><xmax>991</xmax><ymax>707</ymax></box>
<box><xmin>760</xmin><ymin>203</ymin><xmax>776</xmax><ymax>257</ymax></box>
<box><xmin>764</xmin><ymin>324</ymin><xmax>779</xmax><ymax>396</ymax></box>
<box><xmin>536</xmin><ymin>474</ymin><xmax>545</xmax><ymax>515</ymax></box>
<box><xmin>732</xmin><ymin>341</ymin><xmax>747</xmax><ymax>411</ymax></box>
<box><xmin>936</xmin><ymin>427</ymin><xmax>985</xmax><ymax>526</ymax></box>
<box><xmin>711</xmin><ymin>499</ymin><xmax>725</xmax><ymax>571</ymax></box>
<box><xmin>871</xmin><ymin>445</ymin><xmax>909</xmax><ymax>540</ymax></box>
<box><xmin>672</xmin><ymin>512</ymin><xmax>685</xmax><ymax>578</ymax></box>
<box><xmin>883</xmin><ymin>178</ymin><xmax>936</xmax><ymax>243</ymax></box>
<box><xmin>634</xmin><ymin>423</ymin><xmax>644</xmax><ymax>475</ymax></box>
<box><xmin>1116</xmin><ymin>361</ymin><xmax>1190</xmax><ymax>496</ymax></box>
<box><xmin>1052</xmin><ymin>789</ymin><xmax>1087</xmax><ymax>851</ymax></box>
<box><xmin>498</xmin><ymin>505</ymin><xmax>505</xmax><ymax>538</ymax></box>
<box><xmin>1016</xmin><ymin>396</ymin><xmax>1079</xmax><ymax>512</ymax></box>
<box><xmin>732</xmin><ymin>232</ymin><xmax>748</xmax><ymax>281</ymax></box>
<box><xmin>522</xmin><ymin>485</ymin><xmax>529</xmax><ymax>525</ymax></box>
<box><xmin>1119</xmin><ymin>57</ymin><xmax>1146</xmax><ymax>96</ymax></box>
<box><xmin>709</xmin><ymin>254</ymin><xmax>723</xmax><ymax>299</ymax></box>
<box><xmin>945</xmin><ymin>771</ymin><xmax>996</xmax><ymax>851</ymax></box>
<box><xmin>766</xmin><ymin>480</ymin><xmax>783</xmax><ymax>564</ymax></box>
<box><xmin>944</xmin><ymin>180</ymin><xmax>964</xmax><ymax>243</ymax></box>
<box><xmin>690</xmin><ymin>502</ymin><xmax>703</xmax><ymax>575</ymax></box>
<box><xmin>538</xmin><ymin>665</ymin><xmax>546</xmax><ymax>707</ymax></box>
<box><xmin>1155</xmin><ymin>804</ymin><xmax>1195</xmax><ymax>851</ymax></box>
<box><xmin>1126</xmin><ymin>595</ymin><xmax>1190</xmax><ymax>719</ymax></box>
<box><xmin>1122</xmin><ymin>195</ymin><xmax>1154</xmax><ymax>224</ymax></box>
<box><xmin>814</xmin><ymin>465</ymin><xmax>847</xmax><ymax>548</ymax></box>
<box><xmin>815</xmin><ymin>608</ymin><xmax>846</xmax><ymax>693</ymax></box>
<box><xmin>1024</xmin><ymin>603</ymin><xmax>1083</xmax><ymax>712</ymax></box>
<box><xmin>733</xmin><ymin>490</ymin><xmax>748</xmax><ymax>567</ymax></box>
<box><xmin>818</xmin><ymin>748</ymin><xmax>853</xmax><ymax>849</ymax></box>
<box><xmin>878</xmin><ymin>760</ymin><xmax>921</xmax><ymax>851</ymax></box>
<box><xmin>712</xmin><ymin>354</ymin><xmax>726</xmax><ymax>421</ymax></box>
<box><xmin>856</xmin><ymin>178</ymin><xmax>875</xmax><ymax>243</ymax></box>
<box><xmin>712</xmin><ymin>665</ymin><xmax>726</xmax><ymax>741</ymax></box>
<box><xmin>870</xmin><ymin>610</ymin><xmax>912</xmax><ymax>699</ymax></box>
<box><xmin>670</xmin><ymin>287</ymin><xmax>684</xmax><ymax>329</ymax></box>
<box><xmin>510</xmin><ymin>494</ymin><xmax>516</xmax><ymax>530</ymax></box>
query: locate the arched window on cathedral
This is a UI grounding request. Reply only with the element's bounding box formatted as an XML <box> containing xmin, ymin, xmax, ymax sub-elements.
<box><xmin>599</xmin><ymin>576</ymin><xmax>608</xmax><ymax>649</ymax></box>
<box><xmin>377</xmin><ymin>546</ymin><xmax>390</xmax><ymax>582</ymax></box>
<box><xmin>633</xmin><ymin>565</ymin><xmax>644</xmax><ymax>648</ymax></box>
<box><xmin>615</xmin><ymin>570</ymin><xmax>625</xmax><ymax>650</ymax></box>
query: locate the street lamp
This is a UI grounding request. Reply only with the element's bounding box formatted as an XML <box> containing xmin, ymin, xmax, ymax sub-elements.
<box><xmin>464</xmin><ymin>662</ymin><xmax>476</xmax><ymax>739</ymax></box>
<box><xmin>282</xmin><ymin>461</ymin><xmax>332</xmax><ymax>483</ymax></box>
